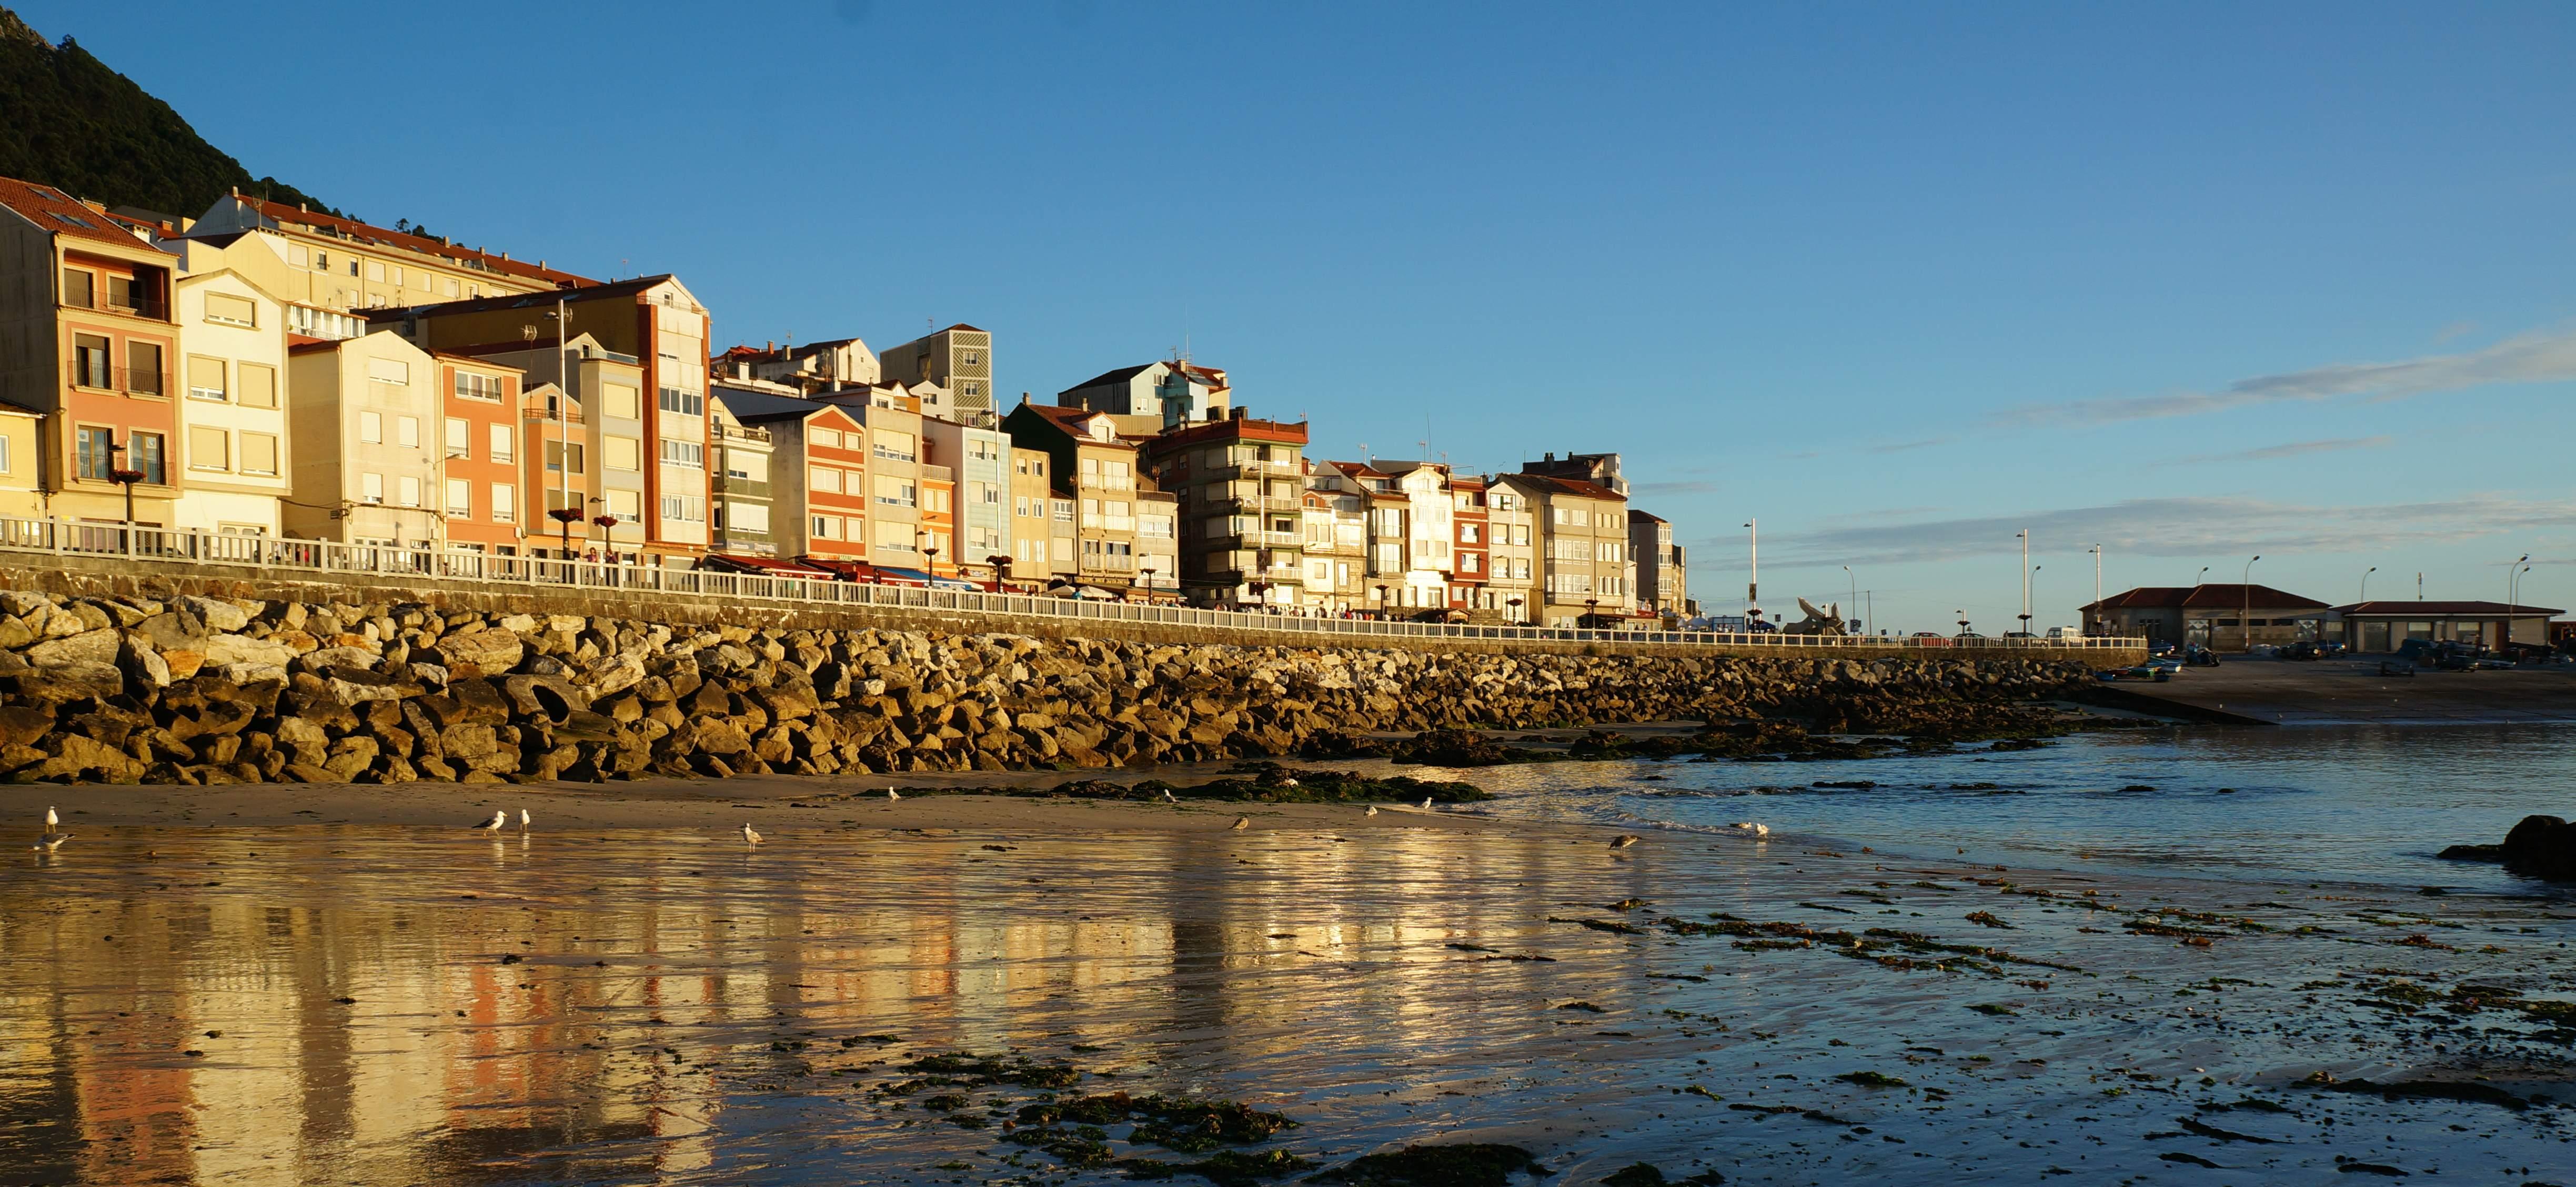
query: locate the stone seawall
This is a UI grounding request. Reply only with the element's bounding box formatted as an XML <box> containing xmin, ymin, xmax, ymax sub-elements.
<box><xmin>0</xmin><ymin>589</ymin><xmax>2097</xmax><ymax>787</ymax></box>
<box><xmin>0</xmin><ymin>553</ymin><xmax>2143</xmax><ymax>664</ymax></box>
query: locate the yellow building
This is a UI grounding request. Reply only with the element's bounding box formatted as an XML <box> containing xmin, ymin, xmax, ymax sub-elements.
<box><xmin>0</xmin><ymin>404</ymin><xmax>39</xmax><ymax>518</ymax></box>
<box><xmin>182</xmin><ymin>193</ymin><xmax>591</xmax><ymax>340</ymax></box>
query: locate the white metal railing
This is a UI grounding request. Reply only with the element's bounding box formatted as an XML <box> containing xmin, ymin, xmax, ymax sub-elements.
<box><xmin>0</xmin><ymin>515</ymin><xmax>2146</xmax><ymax>653</ymax></box>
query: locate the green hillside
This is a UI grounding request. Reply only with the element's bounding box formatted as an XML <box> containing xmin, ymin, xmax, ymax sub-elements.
<box><xmin>0</xmin><ymin>5</ymin><xmax>332</xmax><ymax>219</ymax></box>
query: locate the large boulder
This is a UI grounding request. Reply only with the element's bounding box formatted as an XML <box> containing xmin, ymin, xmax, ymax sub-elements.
<box><xmin>204</xmin><ymin>634</ymin><xmax>295</xmax><ymax>669</ymax></box>
<box><xmin>427</xmin><ymin>629</ymin><xmax>525</xmax><ymax>675</ymax></box>
<box><xmin>11</xmin><ymin>662</ymin><xmax>125</xmax><ymax>706</ymax></box>
<box><xmin>25</xmin><ymin>629</ymin><xmax>119</xmax><ymax>668</ymax></box>
<box><xmin>2441</xmin><ymin>814</ymin><xmax>2576</xmax><ymax>881</ymax></box>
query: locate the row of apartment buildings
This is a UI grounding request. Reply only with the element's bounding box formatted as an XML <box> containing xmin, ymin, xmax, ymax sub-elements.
<box><xmin>0</xmin><ymin>176</ymin><xmax>1690</xmax><ymax>625</ymax></box>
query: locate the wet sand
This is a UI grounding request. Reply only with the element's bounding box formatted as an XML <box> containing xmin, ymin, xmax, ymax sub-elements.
<box><xmin>6</xmin><ymin>762</ymin><xmax>2576</xmax><ymax>1185</ymax></box>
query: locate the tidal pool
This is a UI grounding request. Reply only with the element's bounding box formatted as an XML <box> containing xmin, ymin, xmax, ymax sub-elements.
<box><xmin>3</xmin><ymin>789</ymin><xmax>2574</xmax><ymax>1184</ymax></box>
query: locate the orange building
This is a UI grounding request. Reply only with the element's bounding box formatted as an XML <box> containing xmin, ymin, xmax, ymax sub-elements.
<box><xmin>0</xmin><ymin>176</ymin><xmax>183</xmax><ymax>524</ymax></box>
<box><xmin>435</xmin><ymin>354</ymin><xmax>523</xmax><ymax>555</ymax></box>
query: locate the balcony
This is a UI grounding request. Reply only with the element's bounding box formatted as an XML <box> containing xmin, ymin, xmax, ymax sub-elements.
<box><xmin>711</xmin><ymin>475</ymin><xmax>772</xmax><ymax>499</ymax></box>
<box><xmin>66</xmin><ymin>363</ymin><xmax>170</xmax><ymax>397</ymax></box>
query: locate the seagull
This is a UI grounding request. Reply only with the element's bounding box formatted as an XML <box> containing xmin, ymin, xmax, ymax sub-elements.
<box><xmin>1611</xmin><ymin>834</ymin><xmax>1642</xmax><ymax>849</ymax></box>
<box><xmin>1230</xmin><ymin>817</ymin><xmax>1250</xmax><ymax>831</ymax></box>
<box><xmin>1366</xmin><ymin>805</ymin><xmax>1380</xmax><ymax>816</ymax></box>
<box><xmin>741</xmin><ymin>822</ymin><xmax>764</xmax><ymax>846</ymax></box>
<box><xmin>518</xmin><ymin>809</ymin><xmax>531</xmax><ymax>833</ymax></box>
<box><xmin>31</xmin><ymin>813</ymin><xmax>71</xmax><ymax>851</ymax></box>
<box><xmin>887</xmin><ymin>787</ymin><xmax>901</xmax><ymax>801</ymax></box>
<box><xmin>1420</xmin><ymin>797</ymin><xmax>1434</xmax><ymax>810</ymax></box>
<box><xmin>1280</xmin><ymin>777</ymin><xmax>1299</xmax><ymax>788</ymax></box>
<box><xmin>1729</xmin><ymin>821</ymin><xmax>1772</xmax><ymax>837</ymax></box>
<box><xmin>1162</xmin><ymin>788</ymin><xmax>1179</xmax><ymax>803</ymax></box>
<box><xmin>474</xmin><ymin>810</ymin><xmax>506</xmax><ymax>831</ymax></box>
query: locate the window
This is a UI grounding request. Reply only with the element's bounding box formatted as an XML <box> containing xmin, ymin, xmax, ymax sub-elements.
<box><xmin>445</xmin><ymin>278</ymin><xmax>458</xmax><ymax>297</ymax></box>
<box><xmin>810</xmin><ymin>466</ymin><xmax>842</xmax><ymax>494</ymax></box>
<box><xmin>187</xmin><ymin>356</ymin><xmax>227</xmax><ymax>401</ymax></box>
<box><xmin>876</xmin><ymin>521</ymin><xmax>916</xmax><ymax>552</ymax></box>
<box><xmin>659</xmin><ymin>439</ymin><xmax>704</xmax><ymax>468</ymax></box>
<box><xmin>396</xmin><ymin>416</ymin><xmax>419</xmax><ymax>448</ymax></box>
<box><xmin>239</xmin><ymin>363</ymin><xmax>276</xmax><ymax>408</ymax></box>
<box><xmin>726</xmin><ymin>453</ymin><xmax>766</xmax><ymax>482</ymax></box>
<box><xmin>445</xmin><ymin>417</ymin><xmax>469</xmax><ymax>459</ymax></box>
<box><xmin>454</xmin><ymin>371</ymin><xmax>504</xmax><ymax>401</ymax></box>
<box><xmin>397</xmin><ymin>476</ymin><xmax>421</xmax><ymax>507</ymax></box>
<box><xmin>491</xmin><ymin>482</ymin><xmax>516</xmax><ymax>522</ymax></box>
<box><xmin>359</xmin><ymin>411</ymin><xmax>383</xmax><ymax>442</ymax></box>
<box><xmin>546</xmin><ymin>441</ymin><xmax>585</xmax><ymax>474</ymax></box>
<box><xmin>204</xmin><ymin>293</ymin><xmax>256</xmax><ymax>327</ymax></box>
<box><xmin>445</xmin><ymin>478</ymin><xmax>471</xmax><ymax>516</ymax></box>
<box><xmin>607</xmin><ymin>489</ymin><xmax>641</xmax><ymax>523</ymax></box>
<box><xmin>659</xmin><ymin>494</ymin><xmax>705</xmax><ymax>522</ymax></box>
<box><xmin>728</xmin><ymin>504</ymin><xmax>768</xmax><ymax>532</ymax></box>
<box><xmin>872</xmin><ymin>430</ymin><xmax>915</xmax><ymax>462</ymax></box>
<box><xmin>367</xmin><ymin>261</ymin><xmax>385</xmax><ymax>283</ymax></box>
<box><xmin>963</xmin><ymin>351</ymin><xmax>980</xmax><ymax>366</ymax></box>
<box><xmin>657</xmin><ymin>386</ymin><xmax>704</xmax><ymax>416</ymax></box>
<box><xmin>61</xmin><ymin>267</ymin><xmax>94</xmax><ymax>308</ymax></box>
<box><xmin>367</xmin><ymin>358</ymin><xmax>409</xmax><ymax>385</ymax></box>
<box><xmin>314</xmin><ymin>250</ymin><xmax>329</xmax><ymax>272</ymax></box>
<box><xmin>128</xmin><ymin>432</ymin><xmax>164</xmax><ymax>484</ymax></box>
<box><xmin>74</xmin><ymin>427</ymin><xmax>114</xmax><ymax>480</ymax></box>
<box><xmin>188</xmin><ymin>426</ymin><xmax>229</xmax><ymax>471</ymax></box>
<box><xmin>812</xmin><ymin>515</ymin><xmax>835</xmax><ymax>539</ymax></box>
<box><xmin>811</xmin><ymin>427</ymin><xmax>841</xmax><ymax>449</ymax></box>
<box><xmin>126</xmin><ymin>341</ymin><xmax>164</xmax><ymax>395</ymax></box>
<box><xmin>1053</xmin><ymin>499</ymin><xmax>1074</xmax><ymax>522</ymax></box>
<box><xmin>72</xmin><ymin>335</ymin><xmax>110</xmax><ymax>388</ymax></box>
<box><xmin>489</xmin><ymin>424</ymin><xmax>513</xmax><ymax>462</ymax></box>
<box><xmin>360</xmin><ymin>472</ymin><xmax>384</xmax><ymax>504</ymax></box>
<box><xmin>926</xmin><ymin>487</ymin><xmax>952</xmax><ymax>514</ymax></box>
<box><xmin>241</xmin><ymin>433</ymin><xmax>279</xmax><ymax>476</ymax></box>
<box><xmin>873</xmin><ymin>475</ymin><xmax>916</xmax><ymax>507</ymax></box>
<box><xmin>605</xmin><ymin>435</ymin><xmax>641</xmax><ymax>472</ymax></box>
<box><xmin>390</xmin><ymin>266</ymin><xmax>404</xmax><ymax>287</ymax></box>
<box><xmin>603</xmin><ymin>384</ymin><xmax>641</xmax><ymax>419</ymax></box>
<box><xmin>1461</xmin><ymin>523</ymin><xmax>1481</xmax><ymax>544</ymax></box>
<box><xmin>0</xmin><ymin>435</ymin><xmax>9</xmax><ymax>475</ymax></box>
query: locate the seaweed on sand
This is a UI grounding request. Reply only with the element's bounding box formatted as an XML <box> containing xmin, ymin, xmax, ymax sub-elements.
<box><xmin>932</xmin><ymin>764</ymin><xmax>1492</xmax><ymax>804</ymax></box>
<box><xmin>1310</xmin><ymin>1143</ymin><xmax>1550</xmax><ymax>1185</ymax></box>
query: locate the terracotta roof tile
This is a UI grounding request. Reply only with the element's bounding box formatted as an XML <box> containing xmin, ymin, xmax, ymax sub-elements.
<box><xmin>223</xmin><ymin>194</ymin><xmax>594</xmax><ymax>287</ymax></box>
<box><xmin>0</xmin><ymin>176</ymin><xmax>174</xmax><ymax>255</ymax></box>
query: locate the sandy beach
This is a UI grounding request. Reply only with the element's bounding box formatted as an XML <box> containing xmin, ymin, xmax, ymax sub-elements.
<box><xmin>8</xmin><ymin>728</ymin><xmax>2576</xmax><ymax>1185</ymax></box>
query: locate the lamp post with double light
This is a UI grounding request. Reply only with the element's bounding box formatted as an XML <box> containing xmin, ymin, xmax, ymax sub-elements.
<box><xmin>2241</xmin><ymin>555</ymin><xmax>2261</xmax><ymax>652</ymax></box>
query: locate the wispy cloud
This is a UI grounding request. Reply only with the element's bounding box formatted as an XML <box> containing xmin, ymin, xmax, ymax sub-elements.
<box><xmin>1994</xmin><ymin>326</ymin><xmax>2576</xmax><ymax>427</ymax></box>
<box><xmin>2179</xmin><ymin>436</ymin><xmax>2393</xmax><ymax>464</ymax></box>
<box><xmin>1867</xmin><ymin>437</ymin><xmax>1951</xmax><ymax>455</ymax></box>
<box><xmin>1634</xmin><ymin>480</ymin><xmax>1720</xmax><ymax>497</ymax></box>
<box><xmin>1765</xmin><ymin>495</ymin><xmax>2576</xmax><ymax>567</ymax></box>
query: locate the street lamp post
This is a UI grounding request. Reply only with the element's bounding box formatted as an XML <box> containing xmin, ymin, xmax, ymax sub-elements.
<box><xmin>2241</xmin><ymin>555</ymin><xmax>2261</xmax><ymax>653</ymax></box>
<box><xmin>1841</xmin><ymin>564</ymin><xmax>1857</xmax><ymax>633</ymax></box>
<box><xmin>1955</xmin><ymin>611</ymin><xmax>1970</xmax><ymax>640</ymax></box>
<box><xmin>1585</xmin><ymin>597</ymin><xmax>1599</xmax><ymax>629</ymax></box>
<box><xmin>2360</xmin><ymin>566</ymin><xmax>2376</xmax><ymax>605</ymax></box>
<box><xmin>2087</xmin><ymin>545</ymin><xmax>2102</xmax><ymax>635</ymax></box>
<box><xmin>2016</xmin><ymin>529</ymin><xmax>2031</xmax><ymax>637</ymax></box>
<box><xmin>2507</xmin><ymin>554</ymin><xmax>2530</xmax><ymax>612</ymax></box>
<box><xmin>1743</xmin><ymin>519</ymin><xmax>1757</xmax><ymax>621</ymax></box>
<box><xmin>2021</xmin><ymin>565</ymin><xmax>2041</xmax><ymax>637</ymax></box>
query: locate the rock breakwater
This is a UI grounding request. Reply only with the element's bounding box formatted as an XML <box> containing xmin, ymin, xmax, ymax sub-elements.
<box><xmin>0</xmin><ymin>591</ymin><xmax>2095</xmax><ymax>787</ymax></box>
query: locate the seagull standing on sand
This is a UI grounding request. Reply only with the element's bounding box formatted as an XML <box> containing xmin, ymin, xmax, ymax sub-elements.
<box><xmin>741</xmin><ymin>822</ymin><xmax>764</xmax><ymax>846</ymax></box>
<box><xmin>1420</xmin><ymin>797</ymin><xmax>1434</xmax><ymax>811</ymax></box>
<box><xmin>32</xmin><ymin>807</ymin><xmax>71</xmax><ymax>852</ymax></box>
<box><xmin>1366</xmin><ymin>806</ymin><xmax>1380</xmax><ymax>817</ymax></box>
<box><xmin>887</xmin><ymin>787</ymin><xmax>901</xmax><ymax>802</ymax></box>
<box><xmin>474</xmin><ymin>810</ymin><xmax>506</xmax><ymax>832</ymax></box>
<box><xmin>1162</xmin><ymin>788</ymin><xmax>1179</xmax><ymax>803</ymax></box>
<box><xmin>1230</xmin><ymin>817</ymin><xmax>1251</xmax><ymax>831</ymax></box>
<box><xmin>518</xmin><ymin>809</ymin><xmax>531</xmax><ymax>833</ymax></box>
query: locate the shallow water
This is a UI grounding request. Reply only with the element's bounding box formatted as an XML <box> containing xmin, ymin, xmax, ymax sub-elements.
<box><xmin>1472</xmin><ymin>724</ymin><xmax>2576</xmax><ymax>892</ymax></box>
<box><xmin>6</xmin><ymin>733</ymin><xmax>2576</xmax><ymax>1185</ymax></box>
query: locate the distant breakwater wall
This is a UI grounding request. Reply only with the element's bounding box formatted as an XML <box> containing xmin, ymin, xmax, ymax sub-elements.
<box><xmin>0</xmin><ymin>590</ymin><xmax>2096</xmax><ymax>787</ymax></box>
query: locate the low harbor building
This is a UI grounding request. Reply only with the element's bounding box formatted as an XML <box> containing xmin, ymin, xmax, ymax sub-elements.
<box><xmin>2330</xmin><ymin>601</ymin><xmax>2563</xmax><ymax>652</ymax></box>
<box><xmin>2079</xmin><ymin>584</ymin><xmax>2332</xmax><ymax>650</ymax></box>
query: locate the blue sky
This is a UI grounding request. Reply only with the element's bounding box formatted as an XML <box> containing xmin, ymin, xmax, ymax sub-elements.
<box><xmin>33</xmin><ymin>2</ymin><xmax>2576</xmax><ymax>630</ymax></box>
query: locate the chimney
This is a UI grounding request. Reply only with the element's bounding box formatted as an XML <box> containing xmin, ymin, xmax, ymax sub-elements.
<box><xmin>299</xmin><ymin>202</ymin><xmax>307</xmax><ymax>213</ymax></box>
<box><xmin>501</xmin><ymin>251</ymin><xmax>510</xmax><ymax>261</ymax></box>
<box><xmin>1542</xmin><ymin>451</ymin><xmax>1555</xmax><ymax>462</ymax></box>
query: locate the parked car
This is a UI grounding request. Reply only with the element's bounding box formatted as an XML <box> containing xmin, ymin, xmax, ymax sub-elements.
<box><xmin>1910</xmin><ymin>631</ymin><xmax>1951</xmax><ymax>648</ymax></box>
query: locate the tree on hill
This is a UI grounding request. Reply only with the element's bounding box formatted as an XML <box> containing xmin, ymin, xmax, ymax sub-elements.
<box><xmin>0</xmin><ymin>6</ymin><xmax>334</xmax><ymax>219</ymax></box>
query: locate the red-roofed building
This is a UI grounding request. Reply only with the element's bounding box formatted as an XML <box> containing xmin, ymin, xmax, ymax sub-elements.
<box><xmin>0</xmin><ymin>175</ymin><xmax>185</xmax><ymax>525</ymax></box>
<box><xmin>2078</xmin><ymin>585</ymin><xmax>2332</xmax><ymax>650</ymax></box>
<box><xmin>2327</xmin><ymin>600</ymin><xmax>2562</xmax><ymax>652</ymax></box>
<box><xmin>171</xmin><ymin>192</ymin><xmax>590</xmax><ymax>345</ymax></box>
<box><xmin>1495</xmin><ymin>472</ymin><xmax>1634</xmax><ymax>626</ymax></box>
<box><xmin>1136</xmin><ymin>410</ymin><xmax>1311</xmax><ymax>607</ymax></box>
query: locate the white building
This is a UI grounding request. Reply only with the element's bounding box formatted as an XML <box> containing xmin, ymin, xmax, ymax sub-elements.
<box><xmin>169</xmin><ymin>268</ymin><xmax>290</xmax><ymax>534</ymax></box>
